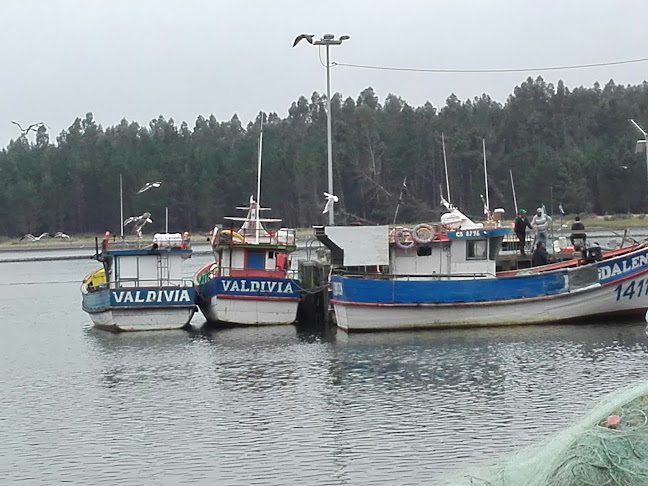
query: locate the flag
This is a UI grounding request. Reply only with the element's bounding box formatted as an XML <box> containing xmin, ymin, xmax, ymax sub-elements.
<box><xmin>559</xmin><ymin>202</ymin><xmax>565</xmax><ymax>215</ymax></box>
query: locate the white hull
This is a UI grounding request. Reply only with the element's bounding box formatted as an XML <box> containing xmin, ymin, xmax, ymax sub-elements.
<box><xmin>199</xmin><ymin>296</ymin><xmax>298</xmax><ymax>326</ymax></box>
<box><xmin>334</xmin><ymin>277</ymin><xmax>647</xmax><ymax>332</ymax></box>
<box><xmin>87</xmin><ymin>307</ymin><xmax>196</xmax><ymax>332</ymax></box>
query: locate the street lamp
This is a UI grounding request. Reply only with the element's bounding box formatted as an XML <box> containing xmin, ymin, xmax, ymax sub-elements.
<box><xmin>629</xmin><ymin>119</ymin><xmax>648</xmax><ymax>183</ymax></box>
<box><xmin>294</xmin><ymin>33</ymin><xmax>350</xmax><ymax>225</ymax></box>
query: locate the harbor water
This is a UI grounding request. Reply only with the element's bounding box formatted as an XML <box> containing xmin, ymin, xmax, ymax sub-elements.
<box><xmin>1</xmin><ymin>251</ymin><xmax>648</xmax><ymax>485</ymax></box>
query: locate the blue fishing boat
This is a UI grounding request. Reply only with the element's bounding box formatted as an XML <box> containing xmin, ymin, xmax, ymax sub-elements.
<box><xmin>81</xmin><ymin>232</ymin><xmax>197</xmax><ymax>331</ymax></box>
<box><xmin>316</xmin><ymin>200</ymin><xmax>648</xmax><ymax>332</ymax></box>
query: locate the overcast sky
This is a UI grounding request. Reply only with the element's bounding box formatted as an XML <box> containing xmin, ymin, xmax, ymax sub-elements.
<box><xmin>1</xmin><ymin>0</ymin><xmax>646</xmax><ymax>148</ymax></box>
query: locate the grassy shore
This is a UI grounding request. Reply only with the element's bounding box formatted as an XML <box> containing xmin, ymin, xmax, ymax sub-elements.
<box><xmin>1</xmin><ymin>214</ymin><xmax>646</xmax><ymax>252</ymax></box>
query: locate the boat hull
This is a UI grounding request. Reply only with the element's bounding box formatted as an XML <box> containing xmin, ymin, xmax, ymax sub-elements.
<box><xmin>86</xmin><ymin>307</ymin><xmax>196</xmax><ymax>332</ymax></box>
<box><xmin>82</xmin><ymin>287</ymin><xmax>197</xmax><ymax>332</ymax></box>
<box><xmin>196</xmin><ymin>276</ymin><xmax>300</xmax><ymax>326</ymax></box>
<box><xmin>332</xmin><ymin>246</ymin><xmax>648</xmax><ymax>332</ymax></box>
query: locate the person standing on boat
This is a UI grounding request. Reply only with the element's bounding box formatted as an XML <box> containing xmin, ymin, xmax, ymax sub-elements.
<box><xmin>514</xmin><ymin>209</ymin><xmax>532</xmax><ymax>255</ymax></box>
<box><xmin>570</xmin><ymin>215</ymin><xmax>586</xmax><ymax>248</ymax></box>
<box><xmin>531</xmin><ymin>207</ymin><xmax>552</xmax><ymax>245</ymax></box>
<box><xmin>532</xmin><ymin>241</ymin><xmax>549</xmax><ymax>266</ymax></box>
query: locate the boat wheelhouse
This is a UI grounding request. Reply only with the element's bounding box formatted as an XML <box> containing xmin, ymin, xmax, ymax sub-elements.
<box><xmin>81</xmin><ymin>232</ymin><xmax>196</xmax><ymax>331</ymax></box>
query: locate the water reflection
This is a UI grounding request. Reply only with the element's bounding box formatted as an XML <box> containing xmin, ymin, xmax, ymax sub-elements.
<box><xmin>3</xmin><ymin>261</ymin><xmax>648</xmax><ymax>486</ymax></box>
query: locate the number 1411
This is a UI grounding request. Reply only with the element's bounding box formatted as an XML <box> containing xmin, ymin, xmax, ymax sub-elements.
<box><xmin>614</xmin><ymin>279</ymin><xmax>648</xmax><ymax>301</ymax></box>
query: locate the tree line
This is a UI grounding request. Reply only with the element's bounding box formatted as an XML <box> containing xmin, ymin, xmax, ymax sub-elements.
<box><xmin>1</xmin><ymin>76</ymin><xmax>647</xmax><ymax>237</ymax></box>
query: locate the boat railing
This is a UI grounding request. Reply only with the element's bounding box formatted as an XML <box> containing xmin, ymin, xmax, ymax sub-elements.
<box><xmin>220</xmin><ymin>268</ymin><xmax>299</xmax><ymax>280</ymax></box>
<box><xmin>111</xmin><ymin>277</ymin><xmax>194</xmax><ymax>289</ymax></box>
<box><xmin>217</xmin><ymin>227</ymin><xmax>297</xmax><ymax>247</ymax></box>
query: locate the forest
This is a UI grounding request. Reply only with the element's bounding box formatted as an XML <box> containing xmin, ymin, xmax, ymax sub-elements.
<box><xmin>0</xmin><ymin>76</ymin><xmax>647</xmax><ymax>237</ymax></box>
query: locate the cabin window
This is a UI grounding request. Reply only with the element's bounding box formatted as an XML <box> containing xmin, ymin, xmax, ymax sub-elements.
<box><xmin>466</xmin><ymin>239</ymin><xmax>487</xmax><ymax>260</ymax></box>
<box><xmin>246</xmin><ymin>250</ymin><xmax>266</xmax><ymax>270</ymax></box>
<box><xmin>268</xmin><ymin>251</ymin><xmax>276</xmax><ymax>259</ymax></box>
<box><xmin>416</xmin><ymin>246</ymin><xmax>432</xmax><ymax>256</ymax></box>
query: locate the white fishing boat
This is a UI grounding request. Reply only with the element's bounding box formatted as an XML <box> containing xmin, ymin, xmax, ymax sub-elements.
<box><xmin>315</xmin><ymin>199</ymin><xmax>648</xmax><ymax>332</ymax></box>
<box><xmin>192</xmin><ymin>114</ymin><xmax>301</xmax><ymax>326</ymax></box>
<box><xmin>81</xmin><ymin>232</ymin><xmax>197</xmax><ymax>331</ymax></box>
<box><xmin>193</xmin><ymin>199</ymin><xmax>300</xmax><ymax>326</ymax></box>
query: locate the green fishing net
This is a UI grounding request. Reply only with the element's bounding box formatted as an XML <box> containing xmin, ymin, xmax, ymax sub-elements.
<box><xmin>447</xmin><ymin>381</ymin><xmax>648</xmax><ymax>486</ymax></box>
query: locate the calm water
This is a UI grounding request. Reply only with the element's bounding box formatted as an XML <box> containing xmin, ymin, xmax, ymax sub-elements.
<box><xmin>1</xmin><ymin>253</ymin><xmax>648</xmax><ymax>485</ymax></box>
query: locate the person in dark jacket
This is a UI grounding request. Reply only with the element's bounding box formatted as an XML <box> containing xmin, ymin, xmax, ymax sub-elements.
<box><xmin>570</xmin><ymin>215</ymin><xmax>586</xmax><ymax>247</ymax></box>
<box><xmin>532</xmin><ymin>241</ymin><xmax>549</xmax><ymax>267</ymax></box>
<box><xmin>514</xmin><ymin>209</ymin><xmax>533</xmax><ymax>255</ymax></box>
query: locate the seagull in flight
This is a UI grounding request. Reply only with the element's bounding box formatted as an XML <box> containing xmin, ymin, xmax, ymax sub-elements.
<box><xmin>293</xmin><ymin>34</ymin><xmax>314</xmax><ymax>47</ymax></box>
<box><xmin>137</xmin><ymin>181</ymin><xmax>162</xmax><ymax>194</ymax></box>
<box><xmin>11</xmin><ymin>121</ymin><xmax>48</xmax><ymax>135</ymax></box>
<box><xmin>54</xmin><ymin>232</ymin><xmax>71</xmax><ymax>239</ymax></box>
<box><xmin>124</xmin><ymin>212</ymin><xmax>153</xmax><ymax>237</ymax></box>
<box><xmin>322</xmin><ymin>192</ymin><xmax>339</xmax><ymax>214</ymax></box>
<box><xmin>20</xmin><ymin>232</ymin><xmax>51</xmax><ymax>242</ymax></box>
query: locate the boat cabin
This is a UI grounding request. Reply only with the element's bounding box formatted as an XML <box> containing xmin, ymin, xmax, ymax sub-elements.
<box><xmin>98</xmin><ymin>233</ymin><xmax>192</xmax><ymax>290</ymax></box>
<box><xmin>208</xmin><ymin>198</ymin><xmax>297</xmax><ymax>279</ymax></box>
<box><xmin>315</xmin><ymin>203</ymin><xmax>510</xmax><ymax>279</ymax></box>
<box><xmin>315</xmin><ymin>225</ymin><xmax>508</xmax><ymax>279</ymax></box>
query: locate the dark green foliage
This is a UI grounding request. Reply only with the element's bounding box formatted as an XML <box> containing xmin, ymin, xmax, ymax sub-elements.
<box><xmin>1</xmin><ymin>77</ymin><xmax>647</xmax><ymax>236</ymax></box>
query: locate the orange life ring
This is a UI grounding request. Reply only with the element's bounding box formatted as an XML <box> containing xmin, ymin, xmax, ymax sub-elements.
<box><xmin>411</xmin><ymin>223</ymin><xmax>435</xmax><ymax>244</ymax></box>
<box><xmin>394</xmin><ymin>228</ymin><xmax>415</xmax><ymax>249</ymax></box>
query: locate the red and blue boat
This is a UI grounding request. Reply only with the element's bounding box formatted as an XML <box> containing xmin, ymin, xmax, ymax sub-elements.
<box><xmin>193</xmin><ymin>197</ymin><xmax>300</xmax><ymax>326</ymax></box>
<box><xmin>316</xmin><ymin>201</ymin><xmax>648</xmax><ymax>332</ymax></box>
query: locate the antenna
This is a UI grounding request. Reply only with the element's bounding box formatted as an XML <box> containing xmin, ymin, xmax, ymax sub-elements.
<box><xmin>119</xmin><ymin>173</ymin><xmax>124</xmax><ymax>238</ymax></box>
<box><xmin>482</xmin><ymin>139</ymin><xmax>490</xmax><ymax>217</ymax></box>
<box><xmin>629</xmin><ymin>119</ymin><xmax>647</xmax><ymax>136</ymax></box>
<box><xmin>510</xmin><ymin>169</ymin><xmax>518</xmax><ymax>214</ymax></box>
<box><xmin>255</xmin><ymin>113</ymin><xmax>264</xmax><ymax>244</ymax></box>
<box><xmin>442</xmin><ymin>133</ymin><xmax>451</xmax><ymax>203</ymax></box>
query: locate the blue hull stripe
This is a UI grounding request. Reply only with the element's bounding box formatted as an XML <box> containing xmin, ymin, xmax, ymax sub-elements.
<box><xmin>197</xmin><ymin>277</ymin><xmax>301</xmax><ymax>300</ymax></box>
<box><xmin>331</xmin><ymin>246</ymin><xmax>648</xmax><ymax>306</ymax></box>
<box><xmin>332</xmin><ymin>273</ymin><xmax>568</xmax><ymax>305</ymax></box>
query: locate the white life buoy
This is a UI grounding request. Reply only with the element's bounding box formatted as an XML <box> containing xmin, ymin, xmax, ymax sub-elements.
<box><xmin>394</xmin><ymin>228</ymin><xmax>415</xmax><ymax>249</ymax></box>
<box><xmin>411</xmin><ymin>223</ymin><xmax>435</xmax><ymax>244</ymax></box>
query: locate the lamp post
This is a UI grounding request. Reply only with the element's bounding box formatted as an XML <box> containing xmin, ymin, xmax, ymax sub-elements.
<box><xmin>294</xmin><ymin>33</ymin><xmax>350</xmax><ymax>225</ymax></box>
<box><xmin>629</xmin><ymin>119</ymin><xmax>648</xmax><ymax>184</ymax></box>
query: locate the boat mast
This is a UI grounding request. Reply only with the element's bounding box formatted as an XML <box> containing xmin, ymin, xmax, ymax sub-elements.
<box><xmin>255</xmin><ymin>113</ymin><xmax>264</xmax><ymax>244</ymax></box>
<box><xmin>482</xmin><ymin>139</ymin><xmax>490</xmax><ymax>217</ymax></box>
<box><xmin>442</xmin><ymin>133</ymin><xmax>451</xmax><ymax>203</ymax></box>
<box><xmin>510</xmin><ymin>169</ymin><xmax>518</xmax><ymax>214</ymax></box>
<box><xmin>119</xmin><ymin>173</ymin><xmax>124</xmax><ymax>239</ymax></box>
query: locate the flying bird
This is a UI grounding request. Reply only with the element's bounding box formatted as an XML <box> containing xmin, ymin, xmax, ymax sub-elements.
<box><xmin>54</xmin><ymin>232</ymin><xmax>71</xmax><ymax>239</ymax></box>
<box><xmin>124</xmin><ymin>212</ymin><xmax>153</xmax><ymax>238</ymax></box>
<box><xmin>293</xmin><ymin>34</ymin><xmax>314</xmax><ymax>47</ymax></box>
<box><xmin>322</xmin><ymin>192</ymin><xmax>339</xmax><ymax>214</ymax></box>
<box><xmin>20</xmin><ymin>232</ymin><xmax>51</xmax><ymax>242</ymax></box>
<box><xmin>137</xmin><ymin>181</ymin><xmax>162</xmax><ymax>194</ymax></box>
<box><xmin>11</xmin><ymin>121</ymin><xmax>48</xmax><ymax>135</ymax></box>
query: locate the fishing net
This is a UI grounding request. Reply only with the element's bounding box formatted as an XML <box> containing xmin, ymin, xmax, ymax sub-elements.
<box><xmin>446</xmin><ymin>380</ymin><xmax>648</xmax><ymax>486</ymax></box>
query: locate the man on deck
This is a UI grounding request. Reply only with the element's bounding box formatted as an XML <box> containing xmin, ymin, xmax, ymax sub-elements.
<box><xmin>514</xmin><ymin>209</ymin><xmax>532</xmax><ymax>255</ymax></box>
<box><xmin>531</xmin><ymin>207</ymin><xmax>552</xmax><ymax>245</ymax></box>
